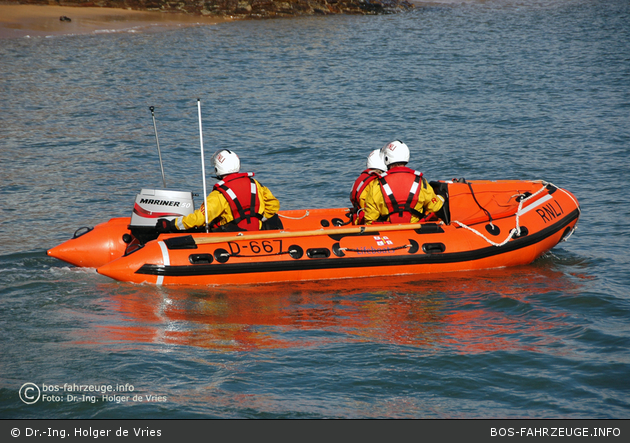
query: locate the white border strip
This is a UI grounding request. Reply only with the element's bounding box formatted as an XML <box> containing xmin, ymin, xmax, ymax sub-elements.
<box><xmin>517</xmin><ymin>193</ymin><xmax>553</xmax><ymax>216</ymax></box>
<box><xmin>157</xmin><ymin>241</ymin><xmax>170</xmax><ymax>286</ymax></box>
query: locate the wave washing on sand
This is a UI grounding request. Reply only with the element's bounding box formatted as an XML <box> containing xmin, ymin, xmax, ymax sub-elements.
<box><xmin>0</xmin><ymin>5</ymin><xmax>230</xmax><ymax>39</ymax></box>
<box><xmin>0</xmin><ymin>1</ymin><xmax>495</xmax><ymax>39</ymax></box>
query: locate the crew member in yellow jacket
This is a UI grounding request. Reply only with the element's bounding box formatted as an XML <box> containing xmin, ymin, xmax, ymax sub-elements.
<box><xmin>156</xmin><ymin>149</ymin><xmax>280</xmax><ymax>232</ymax></box>
<box><xmin>349</xmin><ymin>149</ymin><xmax>387</xmax><ymax>225</ymax></box>
<box><xmin>363</xmin><ymin>140</ymin><xmax>444</xmax><ymax>225</ymax></box>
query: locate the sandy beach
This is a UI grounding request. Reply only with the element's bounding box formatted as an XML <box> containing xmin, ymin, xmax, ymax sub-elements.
<box><xmin>0</xmin><ymin>2</ymin><xmax>474</xmax><ymax>38</ymax></box>
<box><xmin>0</xmin><ymin>4</ymin><xmax>231</xmax><ymax>39</ymax></box>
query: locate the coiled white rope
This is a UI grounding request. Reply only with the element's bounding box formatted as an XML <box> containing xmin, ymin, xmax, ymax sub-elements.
<box><xmin>451</xmin><ymin>181</ymin><xmax>576</xmax><ymax>247</ymax></box>
<box><xmin>278</xmin><ymin>210</ymin><xmax>310</xmax><ymax>220</ymax></box>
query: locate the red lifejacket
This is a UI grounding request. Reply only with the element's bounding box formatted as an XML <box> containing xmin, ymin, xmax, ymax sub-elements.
<box><xmin>350</xmin><ymin>170</ymin><xmax>382</xmax><ymax>224</ymax></box>
<box><xmin>350</xmin><ymin>169</ymin><xmax>381</xmax><ymax>209</ymax></box>
<box><xmin>212</xmin><ymin>172</ymin><xmax>262</xmax><ymax>231</ymax></box>
<box><xmin>377</xmin><ymin>166</ymin><xmax>426</xmax><ymax>223</ymax></box>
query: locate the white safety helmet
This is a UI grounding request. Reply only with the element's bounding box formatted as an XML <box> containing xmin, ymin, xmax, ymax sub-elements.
<box><xmin>380</xmin><ymin>140</ymin><xmax>410</xmax><ymax>167</ymax></box>
<box><xmin>366</xmin><ymin>149</ymin><xmax>387</xmax><ymax>172</ymax></box>
<box><xmin>212</xmin><ymin>149</ymin><xmax>240</xmax><ymax>178</ymax></box>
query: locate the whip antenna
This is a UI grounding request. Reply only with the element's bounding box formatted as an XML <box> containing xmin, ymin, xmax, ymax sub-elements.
<box><xmin>197</xmin><ymin>99</ymin><xmax>210</xmax><ymax>233</ymax></box>
<box><xmin>149</xmin><ymin>106</ymin><xmax>167</xmax><ymax>188</ymax></box>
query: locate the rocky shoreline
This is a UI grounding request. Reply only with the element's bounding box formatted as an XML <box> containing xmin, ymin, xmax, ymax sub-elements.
<box><xmin>3</xmin><ymin>0</ymin><xmax>415</xmax><ymax>19</ymax></box>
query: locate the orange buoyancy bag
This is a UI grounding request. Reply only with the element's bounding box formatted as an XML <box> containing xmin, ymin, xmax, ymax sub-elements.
<box><xmin>213</xmin><ymin>172</ymin><xmax>262</xmax><ymax>231</ymax></box>
<box><xmin>378</xmin><ymin>166</ymin><xmax>424</xmax><ymax>223</ymax></box>
<box><xmin>447</xmin><ymin>180</ymin><xmax>542</xmax><ymax>224</ymax></box>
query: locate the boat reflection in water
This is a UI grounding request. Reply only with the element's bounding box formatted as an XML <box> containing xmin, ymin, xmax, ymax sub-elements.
<box><xmin>78</xmin><ymin>263</ymin><xmax>580</xmax><ymax>354</ymax></box>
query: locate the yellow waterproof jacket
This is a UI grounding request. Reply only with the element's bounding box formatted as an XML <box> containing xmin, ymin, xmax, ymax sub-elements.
<box><xmin>174</xmin><ymin>179</ymin><xmax>279</xmax><ymax>230</ymax></box>
<box><xmin>363</xmin><ymin>175</ymin><xmax>444</xmax><ymax>224</ymax></box>
<box><xmin>352</xmin><ymin>179</ymin><xmax>381</xmax><ymax>225</ymax></box>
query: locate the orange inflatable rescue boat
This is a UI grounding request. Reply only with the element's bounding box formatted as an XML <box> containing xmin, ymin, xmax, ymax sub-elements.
<box><xmin>47</xmin><ymin>179</ymin><xmax>580</xmax><ymax>286</ymax></box>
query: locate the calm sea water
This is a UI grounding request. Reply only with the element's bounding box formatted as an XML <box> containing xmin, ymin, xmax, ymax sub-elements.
<box><xmin>1</xmin><ymin>0</ymin><xmax>629</xmax><ymax>419</ymax></box>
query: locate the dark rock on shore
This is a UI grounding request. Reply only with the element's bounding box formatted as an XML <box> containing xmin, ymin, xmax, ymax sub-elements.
<box><xmin>7</xmin><ymin>0</ymin><xmax>414</xmax><ymax>19</ymax></box>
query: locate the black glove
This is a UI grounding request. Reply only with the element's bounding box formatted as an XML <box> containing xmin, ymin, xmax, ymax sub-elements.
<box><xmin>155</xmin><ymin>218</ymin><xmax>174</xmax><ymax>233</ymax></box>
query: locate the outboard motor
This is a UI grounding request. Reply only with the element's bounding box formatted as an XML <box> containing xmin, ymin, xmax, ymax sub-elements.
<box><xmin>128</xmin><ymin>189</ymin><xmax>195</xmax><ymax>245</ymax></box>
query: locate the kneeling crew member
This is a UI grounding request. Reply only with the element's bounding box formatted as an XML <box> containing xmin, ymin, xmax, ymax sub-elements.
<box><xmin>363</xmin><ymin>140</ymin><xmax>444</xmax><ymax>225</ymax></box>
<box><xmin>157</xmin><ymin>149</ymin><xmax>280</xmax><ymax>232</ymax></box>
